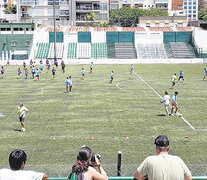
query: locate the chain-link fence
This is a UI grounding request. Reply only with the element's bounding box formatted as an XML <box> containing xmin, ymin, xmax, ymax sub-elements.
<box><xmin>1</xmin><ymin>162</ymin><xmax>207</xmax><ymax>177</ymax></box>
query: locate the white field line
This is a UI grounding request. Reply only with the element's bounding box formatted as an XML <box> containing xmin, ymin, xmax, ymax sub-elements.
<box><xmin>133</xmin><ymin>71</ymin><xmax>196</xmax><ymax>130</ymax></box>
<box><xmin>117</xmin><ymin>70</ymin><xmax>198</xmax><ymax>131</ymax></box>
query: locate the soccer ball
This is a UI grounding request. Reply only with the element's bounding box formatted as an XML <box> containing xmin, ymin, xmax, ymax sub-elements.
<box><xmin>160</xmin><ymin>100</ymin><xmax>163</xmax><ymax>103</ymax></box>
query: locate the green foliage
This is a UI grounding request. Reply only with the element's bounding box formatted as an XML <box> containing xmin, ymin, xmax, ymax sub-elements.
<box><xmin>199</xmin><ymin>8</ymin><xmax>207</xmax><ymax>21</ymax></box>
<box><xmin>5</xmin><ymin>4</ymin><xmax>16</xmax><ymax>14</ymax></box>
<box><xmin>109</xmin><ymin>7</ymin><xmax>168</xmax><ymax>27</ymax></box>
<box><xmin>85</xmin><ymin>12</ymin><xmax>97</xmax><ymax>27</ymax></box>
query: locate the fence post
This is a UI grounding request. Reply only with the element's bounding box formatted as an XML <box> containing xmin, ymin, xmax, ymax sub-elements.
<box><xmin>117</xmin><ymin>151</ymin><xmax>122</xmax><ymax>176</ymax></box>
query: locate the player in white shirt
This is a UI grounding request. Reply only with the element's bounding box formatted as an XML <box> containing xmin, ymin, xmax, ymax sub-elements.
<box><xmin>0</xmin><ymin>149</ymin><xmax>48</xmax><ymax>180</ymax></box>
<box><xmin>160</xmin><ymin>91</ymin><xmax>171</xmax><ymax>116</ymax></box>
<box><xmin>18</xmin><ymin>103</ymin><xmax>29</xmax><ymax>132</ymax></box>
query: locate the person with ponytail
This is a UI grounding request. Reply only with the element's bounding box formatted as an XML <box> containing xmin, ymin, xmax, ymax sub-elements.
<box><xmin>68</xmin><ymin>146</ymin><xmax>108</xmax><ymax>180</ymax></box>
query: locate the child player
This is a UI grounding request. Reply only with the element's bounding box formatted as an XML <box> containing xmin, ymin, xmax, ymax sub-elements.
<box><xmin>35</xmin><ymin>69</ymin><xmax>39</xmax><ymax>81</ymax></box>
<box><xmin>18</xmin><ymin>103</ymin><xmax>29</xmax><ymax>132</ymax></box>
<box><xmin>130</xmin><ymin>64</ymin><xmax>134</xmax><ymax>75</ymax></box>
<box><xmin>171</xmin><ymin>73</ymin><xmax>177</xmax><ymax>89</ymax></box>
<box><xmin>171</xmin><ymin>91</ymin><xmax>182</xmax><ymax>116</ymax></box>
<box><xmin>25</xmin><ymin>68</ymin><xmax>29</xmax><ymax>79</ymax></box>
<box><xmin>1</xmin><ymin>66</ymin><xmax>5</xmax><ymax>79</ymax></box>
<box><xmin>160</xmin><ymin>91</ymin><xmax>171</xmax><ymax>116</ymax></box>
<box><xmin>69</xmin><ymin>76</ymin><xmax>72</xmax><ymax>93</ymax></box>
<box><xmin>32</xmin><ymin>65</ymin><xmax>36</xmax><ymax>79</ymax></box>
<box><xmin>90</xmin><ymin>62</ymin><xmax>93</xmax><ymax>73</ymax></box>
<box><xmin>178</xmin><ymin>70</ymin><xmax>184</xmax><ymax>82</ymax></box>
<box><xmin>65</xmin><ymin>77</ymin><xmax>69</xmax><ymax>93</ymax></box>
<box><xmin>61</xmin><ymin>61</ymin><xmax>65</xmax><ymax>73</ymax></box>
<box><xmin>203</xmin><ymin>68</ymin><xmax>207</xmax><ymax>80</ymax></box>
<box><xmin>52</xmin><ymin>67</ymin><xmax>56</xmax><ymax>78</ymax></box>
<box><xmin>17</xmin><ymin>68</ymin><xmax>21</xmax><ymax>79</ymax></box>
<box><xmin>109</xmin><ymin>71</ymin><xmax>114</xmax><ymax>83</ymax></box>
<box><xmin>81</xmin><ymin>68</ymin><xmax>85</xmax><ymax>80</ymax></box>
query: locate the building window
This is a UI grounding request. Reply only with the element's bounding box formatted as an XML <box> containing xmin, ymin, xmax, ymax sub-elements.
<box><xmin>189</xmin><ymin>2</ymin><xmax>192</xmax><ymax>5</ymax></box>
<box><xmin>11</xmin><ymin>41</ymin><xmax>18</xmax><ymax>47</ymax></box>
<box><xmin>189</xmin><ymin>10</ymin><xmax>192</xmax><ymax>13</ymax></box>
<box><xmin>25</xmin><ymin>41</ymin><xmax>31</xmax><ymax>47</ymax></box>
<box><xmin>193</xmin><ymin>6</ymin><xmax>196</xmax><ymax>9</ymax></box>
<box><xmin>188</xmin><ymin>14</ymin><xmax>191</xmax><ymax>17</ymax></box>
<box><xmin>100</xmin><ymin>3</ymin><xmax>107</xmax><ymax>10</ymax></box>
<box><xmin>178</xmin><ymin>5</ymin><xmax>182</xmax><ymax>8</ymax></box>
<box><xmin>184</xmin><ymin>6</ymin><xmax>187</xmax><ymax>9</ymax></box>
<box><xmin>146</xmin><ymin>23</ymin><xmax>150</xmax><ymax>27</ymax></box>
<box><xmin>110</xmin><ymin>4</ymin><xmax>119</xmax><ymax>9</ymax></box>
<box><xmin>193</xmin><ymin>1</ymin><xmax>196</xmax><ymax>4</ymax></box>
<box><xmin>193</xmin><ymin>10</ymin><xmax>196</xmax><ymax>13</ymax></box>
<box><xmin>184</xmin><ymin>2</ymin><xmax>187</xmax><ymax>5</ymax></box>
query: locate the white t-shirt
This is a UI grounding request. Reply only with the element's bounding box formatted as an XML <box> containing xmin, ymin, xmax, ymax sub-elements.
<box><xmin>0</xmin><ymin>169</ymin><xmax>43</xmax><ymax>180</ymax></box>
<box><xmin>137</xmin><ymin>154</ymin><xmax>191</xmax><ymax>180</ymax></box>
<box><xmin>163</xmin><ymin>95</ymin><xmax>171</xmax><ymax>105</ymax></box>
<box><xmin>18</xmin><ymin>106</ymin><xmax>29</xmax><ymax>118</ymax></box>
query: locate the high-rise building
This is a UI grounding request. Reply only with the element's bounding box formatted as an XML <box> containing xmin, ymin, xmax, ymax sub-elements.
<box><xmin>183</xmin><ymin>0</ymin><xmax>198</xmax><ymax>20</ymax></box>
<box><xmin>71</xmin><ymin>0</ymin><xmax>109</xmax><ymax>26</ymax></box>
<box><xmin>18</xmin><ymin>0</ymin><xmax>71</xmax><ymax>25</ymax></box>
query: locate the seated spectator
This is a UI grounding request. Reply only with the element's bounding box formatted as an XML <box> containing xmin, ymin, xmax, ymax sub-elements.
<box><xmin>68</xmin><ymin>146</ymin><xmax>108</xmax><ymax>180</ymax></box>
<box><xmin>0</xmin><ymin>149</ymin><xmax>48</xmax><ymax>180</ymax></box>
<box><xmin>134</xmin><ymin>135</ymin><xmax>192</xmax><ymax>180</ymax></box>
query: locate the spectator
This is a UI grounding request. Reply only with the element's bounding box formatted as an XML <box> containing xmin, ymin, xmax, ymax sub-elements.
<box><xmin>134</xmin><ymin>135</ymin><xmax>192</xmax><ymax>180</ymax></box>
<box><xmin>68</xmin><ymin>146</ymin><xmax>108</xmax><ymax>180</ymax></box>
<box><xmin>0</xmin><ymin>149</ymin><xmax>48</xmax><ymax>180</ymax></box>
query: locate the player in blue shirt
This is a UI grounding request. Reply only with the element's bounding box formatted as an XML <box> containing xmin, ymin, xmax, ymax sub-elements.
<box><xmin>32</xmin><ymin>66</ymin><xmax>36</xmax><ymax>79</ymax></box>
<box><xmin>109</xmin><ymin>71</ymin><xmax>113</xmax><ymax>83</ymax></box>
<box><xmin>170</xmin><ymin>91</ymin><xmax>181</xmax><ymax>116</ymax></box>
<box><xmin>65</xmin><ymin>77</ymin><xmax>69</xmax><ymax>93</ymax></box>
<box><xmin>81</xmin><ymin>68</ymin><xmax>85</xmax><ymax>80</ymax></box>
<box><xmin>203</xmin><ymin>68</ymin><xmax>207</xmax><ymax>80</ymax></box>
<box><xmin>178</xmin><ymin>70</ymin><xmax>184</xmax><ymax>82</ymax></box>
<box><xmin>90</xmin><ymin>62</ymin><xmax>93</xmax><ymax>74</ymax></box>
<box><xmin>40</xmin><ymin>63</ymin><xmax>43</xmax><ymax>72</ymax></box>
<box><xmin>35</xmin><ymin>69</ymin><xmax>39</xmax><ymax>81</ymax></box>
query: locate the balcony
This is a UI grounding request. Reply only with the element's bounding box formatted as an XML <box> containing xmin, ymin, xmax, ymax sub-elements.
<box><xmin>155</xmin><ymin>0</ymin><xmax>168</xmax><ymax>3</ymax></box>
<box><xmin>134</xmin><ymin>0</ymin><xmax>144</xmax><ymax>3</ymax></box>
<box><xmin>122</xmin><ymin>0</ymin><xmax>131</xmax><ymax>4</ymax></box>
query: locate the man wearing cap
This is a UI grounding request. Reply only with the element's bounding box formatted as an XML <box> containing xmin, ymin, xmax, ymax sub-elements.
<box><xmin>134</xmin><ymin>135</ymin><xmax>192</xmax><ymax>180</ymax></box>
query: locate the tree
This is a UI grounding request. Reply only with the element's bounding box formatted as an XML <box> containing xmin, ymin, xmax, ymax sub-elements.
<box><xmin>199</xmin><ymin>8</ymin><xmax>207</xmax><ymax>21</ymax></box>
<box><xmin>5</xmin><ymin>4</ymin><xmax>16</xmax><ymax>14</ymax></box>
<box><xmin>85</xmin><ymin>12</ymin><xmax>97</xmax><ymax>26</ymax></box>
<box><xmin>109</xmin><ymin>7</ymin><xmax>168</xmax><ymax>27</ymax></box>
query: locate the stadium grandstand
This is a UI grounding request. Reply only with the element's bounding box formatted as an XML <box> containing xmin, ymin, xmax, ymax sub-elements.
<box><xmin>1</xmin><ymin>24</ymin><xmax>207</xmax><ymax>64</ymax></box>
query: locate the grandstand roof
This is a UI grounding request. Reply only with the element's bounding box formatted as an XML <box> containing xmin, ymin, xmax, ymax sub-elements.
<box><xmin>149</xmin><ymin>27</ymin><xmax>173</xmax><ymax>31</ymax></box>
<box><xmin>176</xmin><ymin>27</ymin><xmax>192</xmax><ymax>31</ymax></box>
<box><xmin>122</xmin><ymin>27</ymin><xmax>145</xmax><ymax>31</ymax></box>
<box><xmin>36</xmin><ymin>25</ymin><xmax>195</xmax><ymax>33</ymax></box>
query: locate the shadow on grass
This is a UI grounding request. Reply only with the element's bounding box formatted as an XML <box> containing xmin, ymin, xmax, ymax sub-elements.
<box><xmin>157</xmin><ymin>114</ymin><xmax>167</xmax><ymax>117</ymax></box>
<box><xmin>13</xmin><ymin>129</ymin><xmax>21</xmax><ymax>132</ymax></box>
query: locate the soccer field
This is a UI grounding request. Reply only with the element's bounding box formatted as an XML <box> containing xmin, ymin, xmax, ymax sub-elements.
<box><xmin>0</xmin><ymin>64</ymin><xmax>207</xmax><ymax>177</ymax></box>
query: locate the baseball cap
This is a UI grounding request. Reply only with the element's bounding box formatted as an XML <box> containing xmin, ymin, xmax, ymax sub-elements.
<box><xmin>154</xmin><ymin>135</ymin><xmax>169</xmax><ymax>147</ymax></box>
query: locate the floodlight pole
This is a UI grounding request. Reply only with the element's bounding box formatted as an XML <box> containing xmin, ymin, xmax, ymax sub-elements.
<box><xmin>53</xmin><ymin>0</ymin><xmax>57</xmax><ymax>62</ymax></box>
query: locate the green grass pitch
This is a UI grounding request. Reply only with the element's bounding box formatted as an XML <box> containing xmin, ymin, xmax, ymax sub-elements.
<box><xmin>0</xmin><ymin>64</ymin><xmax>207</xmax><ymax>176</ymax></box>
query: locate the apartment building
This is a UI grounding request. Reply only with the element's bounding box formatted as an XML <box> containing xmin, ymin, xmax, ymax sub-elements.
<box><xmin>18</xmin><ymin>0</ymin><xmax>71</xmax><ymax>25</ymax></box>
<box><xmin>110</xmin><ymin>0</ymin><xmax>171</xmax><ymax>12</ymax></box>
<box><xmin>71</xmin><ymin>0</ymin><xmax>109</xmax><ymax>26</ymax></box>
